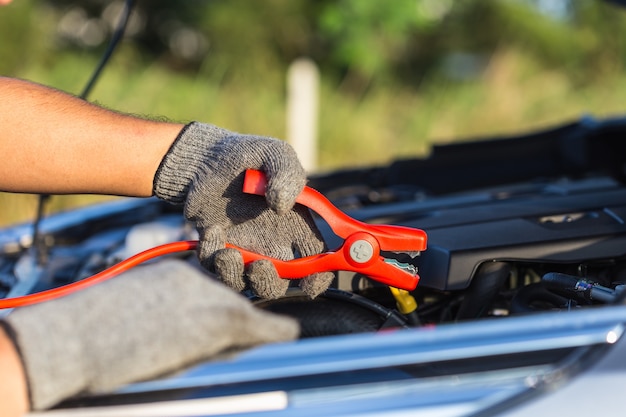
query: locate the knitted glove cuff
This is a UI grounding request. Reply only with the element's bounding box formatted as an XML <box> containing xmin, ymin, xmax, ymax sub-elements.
<box><xmin>2</xmin><ymin>301</ymin><xmax>90</xmax><ymax>410</ymax></box>
<box><xmin>153</xmin><ymin>122</ymin><xmax>232</xmax><ymax>204</ymax></box>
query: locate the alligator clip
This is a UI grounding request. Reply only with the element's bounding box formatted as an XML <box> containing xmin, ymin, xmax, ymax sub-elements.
<box><xmin>226</xmin><ymin>169</ymin><xmax>428</xmax><ymax>291</ymax></box>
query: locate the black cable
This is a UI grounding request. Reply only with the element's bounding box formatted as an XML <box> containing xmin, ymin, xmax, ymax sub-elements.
<box><xmin>79</xmin><ymin>0</ymin><xmax>135</xmax><ymax>100</ymax></box>
<box><xmin>32</xmin><ymin>0</ymin><xmax>136</xmax><ymax>264</ymax></box>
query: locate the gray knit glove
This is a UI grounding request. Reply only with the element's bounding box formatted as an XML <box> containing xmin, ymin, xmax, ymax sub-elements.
<box><xmin>153</xmin><ymin>122</ymin><xmax>334</xmax><ymax>299</ymax></box>
<box><xmin>2</xmin><ymin>259</ymin><xmax>299</xmax><ymax>411</ymax></box>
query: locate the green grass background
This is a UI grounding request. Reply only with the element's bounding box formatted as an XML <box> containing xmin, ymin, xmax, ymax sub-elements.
<box><xmin>3</xmin><ymin>45</ymin><xmax>626</xmax><ymax>227</ymax></box>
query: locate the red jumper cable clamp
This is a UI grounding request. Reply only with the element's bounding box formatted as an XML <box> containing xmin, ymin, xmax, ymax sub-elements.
<box><xmin>227</xmin><ymin>169</ymin><xmax>428</xmax><ymax>291</ymax></box>
<box><xmin>0</xmin><ymin>169</ymin><xmax>427</xmax><ymax>309</ymax></box>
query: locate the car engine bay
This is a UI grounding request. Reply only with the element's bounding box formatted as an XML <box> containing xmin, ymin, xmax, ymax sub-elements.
<box><xmin>2</xmin><ymin>115</ymin><xmax>626</xmax><ymax>338</ymax></box>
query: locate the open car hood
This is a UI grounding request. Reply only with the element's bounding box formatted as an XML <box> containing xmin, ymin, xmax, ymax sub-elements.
<box><xmin>3</xmin><ymin>115</ymin><xmax>626</xmax><ymax>416</ymax></box>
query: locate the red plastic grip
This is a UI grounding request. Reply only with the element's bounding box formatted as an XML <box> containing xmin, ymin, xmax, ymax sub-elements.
<box><xmin>243</xmin><ymin>169</ymin><xmax>427</xmax><ymax>251</ymax></box>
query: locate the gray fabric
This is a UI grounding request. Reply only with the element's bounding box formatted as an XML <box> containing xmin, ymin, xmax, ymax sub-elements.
<box><xmin>153</xmin><ymin>122</ymin><xmax>334</xmax><ymax>299</ymax></box>
<box><xmin>3</xmin><ymin>259</ymin><xmax>299</xmax><ymax>410</ymax></box>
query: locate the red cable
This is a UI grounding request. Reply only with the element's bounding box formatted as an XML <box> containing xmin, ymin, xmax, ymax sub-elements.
<box><xmin>0</xmin><ymin>240</ymin><xmax>198</xmax><ymax>309</ymax></box>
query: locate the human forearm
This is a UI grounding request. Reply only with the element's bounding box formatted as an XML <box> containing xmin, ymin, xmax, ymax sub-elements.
<box><xmin>0</xmin><ymin>324</ymin><xmax>28</xmax><ymax>417</ymax></box>
<box><xmin>0</xmin><ymin>77</ymin><xmax>184</xmax><ymax>197</ymax></box>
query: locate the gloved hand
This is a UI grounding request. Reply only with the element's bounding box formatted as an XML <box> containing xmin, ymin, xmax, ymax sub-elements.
<box><xmin>153</xmin><ymin>122</ymin><xmax>335</xmax><ymax>299</ymax></box>
<box><xmin>1</xmin><ymin>259</ymin><xmax>299</xmax><ymax>411</ymax></box>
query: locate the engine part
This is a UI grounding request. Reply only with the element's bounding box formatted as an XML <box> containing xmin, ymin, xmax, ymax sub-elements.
<box><xmin>543</xmin><ymin>272</ymin><xmax>625</xmax><ymax>304</ymax></box>
<box><xmin>255</xmin><ymin>288</ymin><xmax>408</xmax><ymax>338</ymax></box>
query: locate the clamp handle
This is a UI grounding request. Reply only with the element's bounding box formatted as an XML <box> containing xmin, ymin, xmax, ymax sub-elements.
<box><xmin>243</xmin><ymin>169</ymin><xmax>427</xmax><ymax>251</ymax></box>
<box><xmin>229</xmin><ymin>169</ymin><xmax>426</xmax><ymax>291</ymax></box>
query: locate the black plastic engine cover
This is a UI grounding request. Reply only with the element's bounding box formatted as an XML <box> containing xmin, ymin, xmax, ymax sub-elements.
<box><xmin>311</xmin><ymin>116</ymin><xmax>626</xmax><ymax>291</ymax></box>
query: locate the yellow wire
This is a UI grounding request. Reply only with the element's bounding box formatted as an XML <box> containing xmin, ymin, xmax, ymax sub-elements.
<box><xmin>389</xmin><ymin>286</ymin><xmax>417</xmax><ymax>314</ymax></box>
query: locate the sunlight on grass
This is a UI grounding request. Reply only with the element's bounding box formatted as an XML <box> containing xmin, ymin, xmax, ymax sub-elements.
<box><xmin>6</xmin><ymin>48</ymin><xmax>626</xmax><ymax>226</ymax></box>
<box><xmin>0</xmin><ymin>193</ymin><xmax>120</xmax><ymax>228</ymax></box>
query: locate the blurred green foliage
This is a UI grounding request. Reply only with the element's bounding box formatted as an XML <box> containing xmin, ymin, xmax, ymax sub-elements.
<box><xmin>4</xmin><ymin>0</ymin><xmax>626</xmax><ymax>91</ymax></box>
<box><xmin>0</xmin><ymin>0</ymin><xmax>44</xmax><ymax>74</ymax></box>
<box><xmin>317</xmin><ymin>0</ymin><xmax>435</xmax><ymax>84</ymax></box>
<box><xmin>2</xmin><ymin>0</ymin><xmax>626</xmax><ymax>225</ymax></box>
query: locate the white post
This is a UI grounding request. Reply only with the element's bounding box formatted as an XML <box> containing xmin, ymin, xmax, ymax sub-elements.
<box><xmin>287</xmin><ymin>58</ymin><xmax>319</xmax><ymax>173</ymax></box>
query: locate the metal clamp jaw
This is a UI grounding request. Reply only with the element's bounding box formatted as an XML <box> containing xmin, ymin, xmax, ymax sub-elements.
<box><xmin>228</xmin><ymin>169</ymin><xmax>428</xmax><ymax>291</ymax></box>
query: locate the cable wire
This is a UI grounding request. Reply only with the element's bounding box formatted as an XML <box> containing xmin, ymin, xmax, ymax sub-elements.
<box><xmin>32</xmin><ymin>0</ymin><xmax>136</xmax><ymax>266</ymax></box>
<box><xmin>79</xmin><ymin>0</ymin><xmax>136</xmax><ymax>100</ymax></box>
<box><xmin>0</xmin><ymin>240</ymin><xmax>198</xmax><ymax>309</ymax></box>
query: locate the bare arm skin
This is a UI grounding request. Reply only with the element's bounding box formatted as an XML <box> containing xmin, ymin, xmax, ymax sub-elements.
<box><xmin>0</xmin><ymin>77</ymin><xmax>184</xmax><ymax>197</ymax></box>
<box><xmin>0</xmin><ymin>326</ymin><xmax>28</xmax><ymax>417</ymax></box>
<box><xmin>0</xmin><ymin>77</ymin><xmax>185</xmax><ymax>415</ymax></box>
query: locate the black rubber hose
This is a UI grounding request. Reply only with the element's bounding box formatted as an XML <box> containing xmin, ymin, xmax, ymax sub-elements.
<box><xmin>455</xmin><ymin>261</ymin><xmax>511</xmax><ymax>320</ymax></box>
<box><xmin>510</xmin><ymin>282</ymin><xmax>571</xmax><ymax>314</ymax></box>
<box><xmin>543</xmin><ymin>272</ymin><xmax>618</xmax><ymax>304</ymax></box>
<box><xmin>256</xmin><ymin>289</ymin><xmax>407</xmax><ymax>338</ymax></box>
<box><xmin>542</xmin><ymin>272</ymin><xmax>588</xmax><ymax>293</ymax></box>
